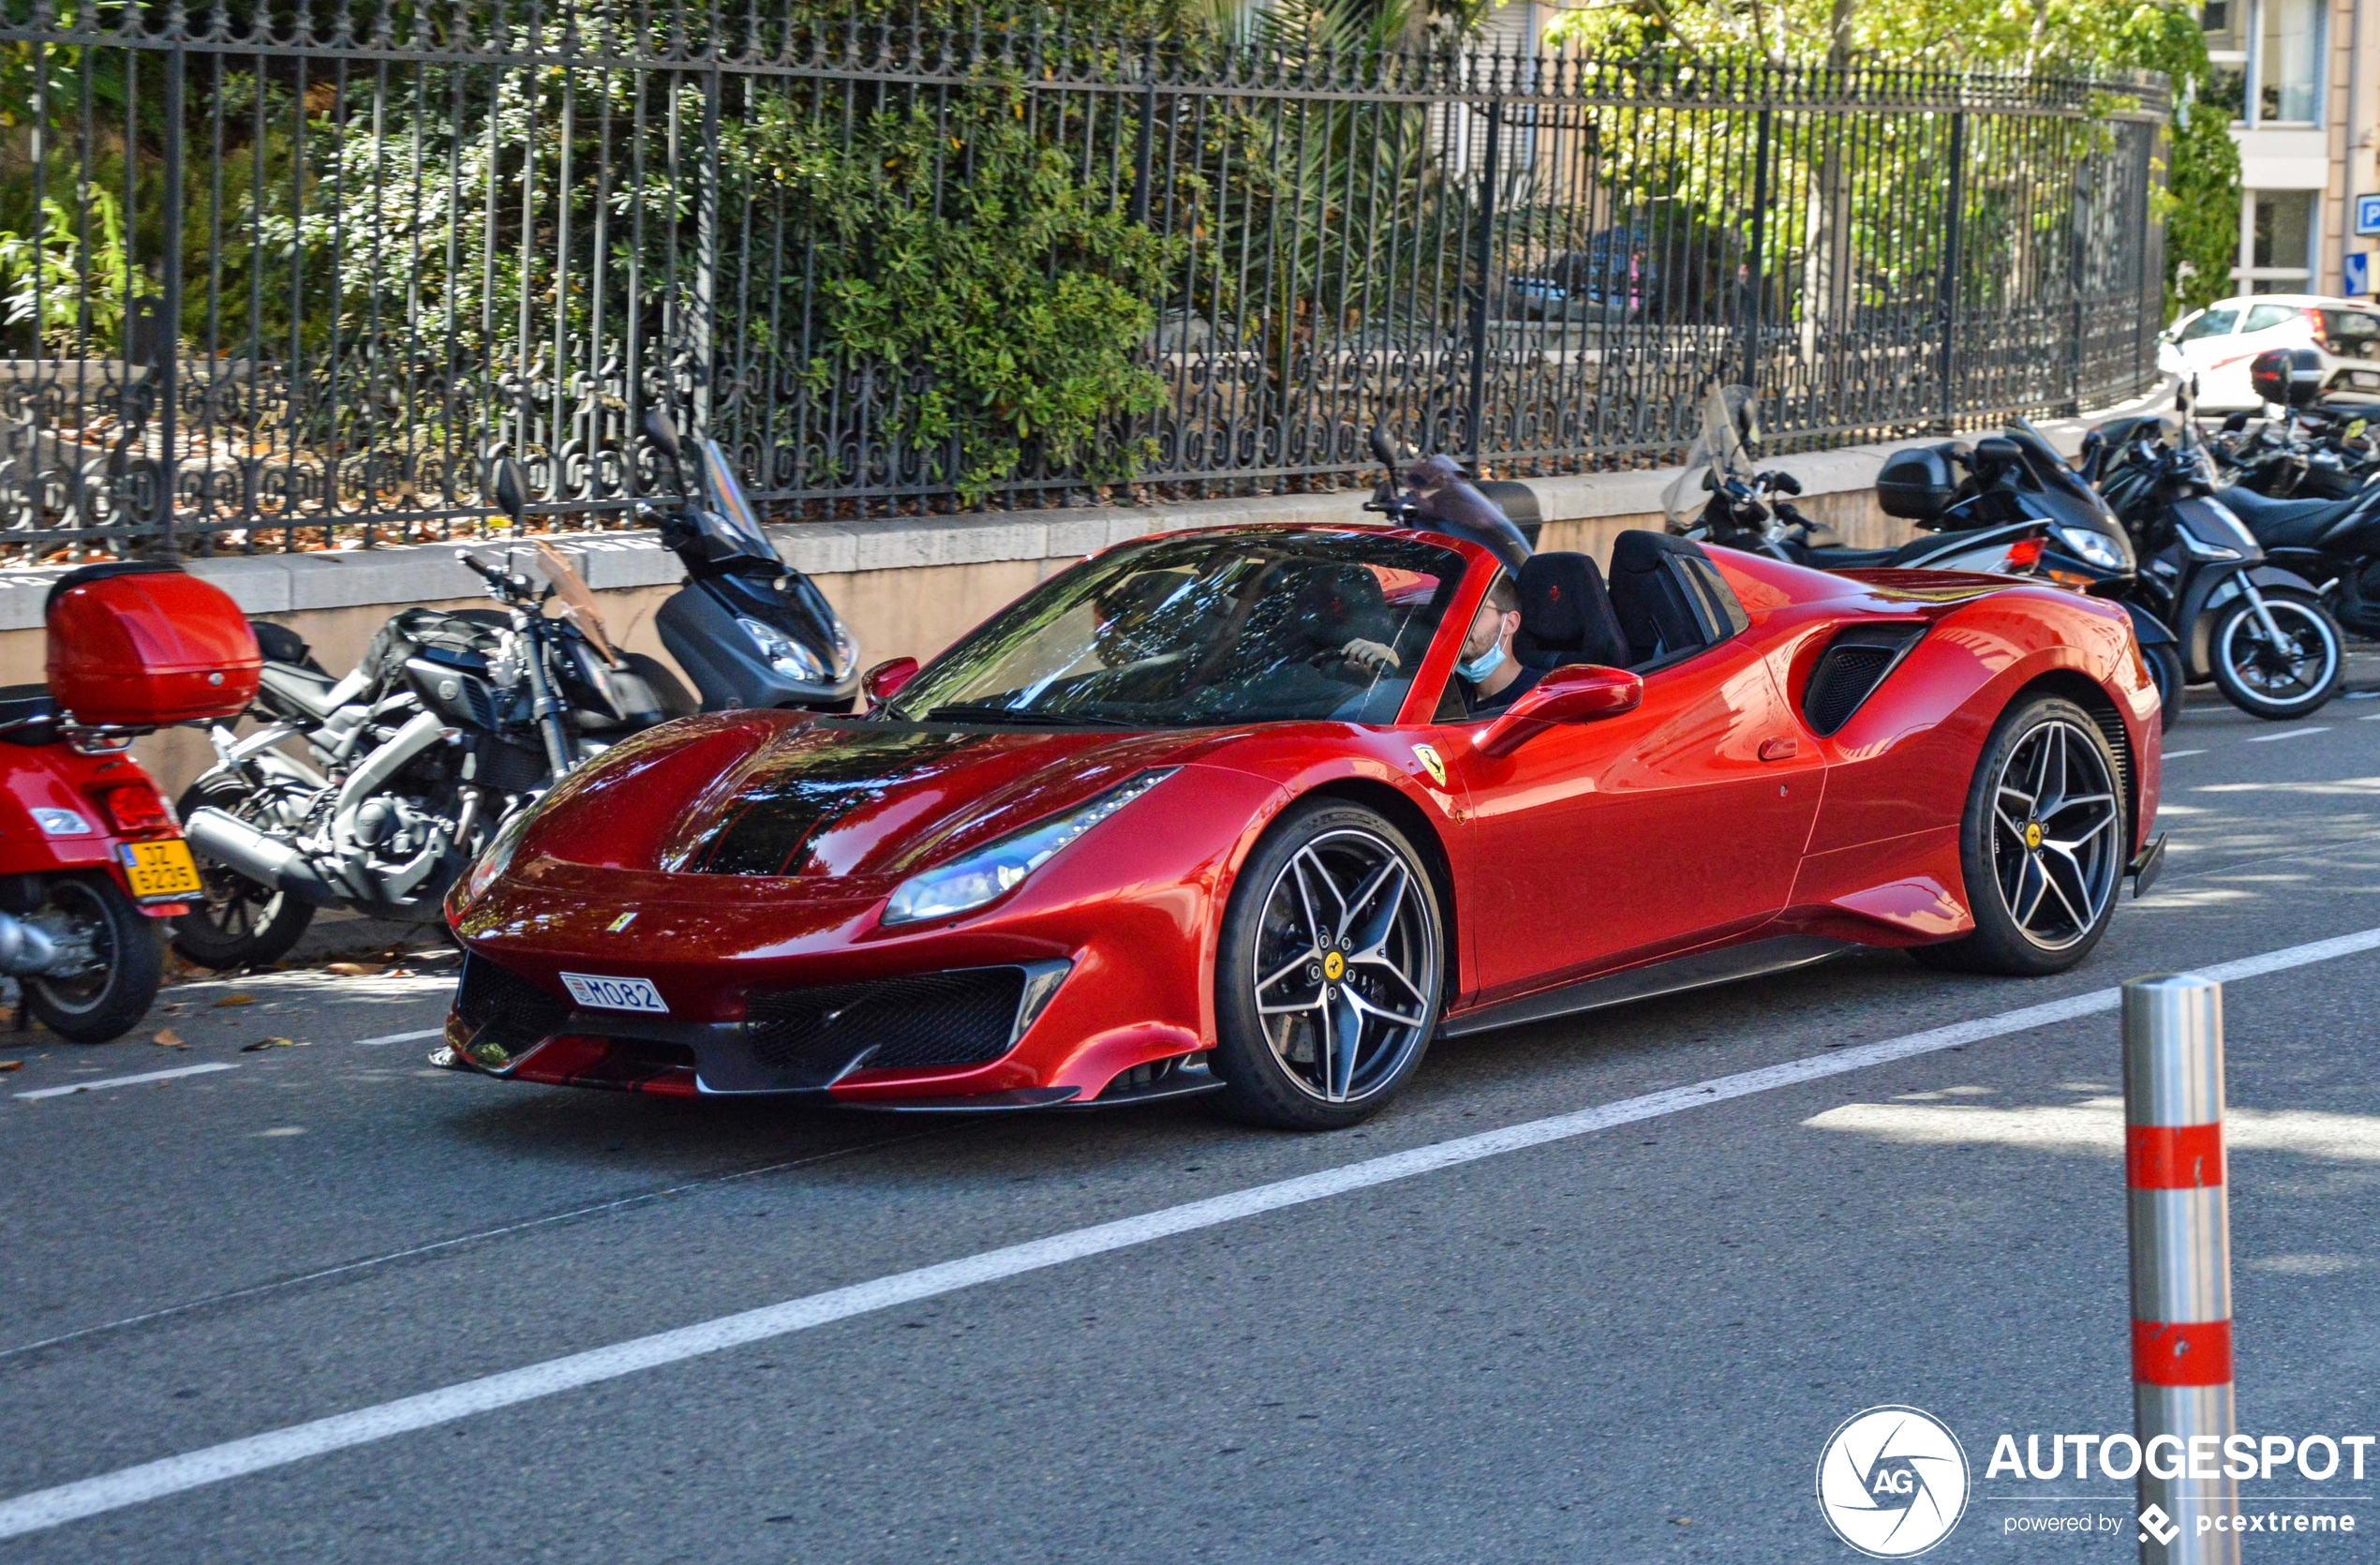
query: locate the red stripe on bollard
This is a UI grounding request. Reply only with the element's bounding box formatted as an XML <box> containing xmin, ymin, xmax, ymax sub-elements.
<box><xmin>2125</xmin><ymin>1124</ymin><xmax>2225</xmax><ymax>1189</ymax></box>
<box><xmin>2131</xmin><ymin>1319</ymin><xmax>2235</xmax><ymax>1386</ymax></box>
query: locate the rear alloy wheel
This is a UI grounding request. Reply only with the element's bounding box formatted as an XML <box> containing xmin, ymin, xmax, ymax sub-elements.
<box><xmin>2208</xmin><ymin>587</ymin><xmax>2343</xmax><ymax>721</ymax></box>
<box><xmin>1211</xmin><ymin>802</ymin><xmax>1444</xmax><ymax>1130</ymax></box>
<box><xmin>171</xmin><ymin>772</ymin><xmax>314</xmax><ymax>970</ymax></box>
<box><xmin>1915</xmin><ymin>696</ymin><xmax>2124</xmax><ymax>977</ymax></box>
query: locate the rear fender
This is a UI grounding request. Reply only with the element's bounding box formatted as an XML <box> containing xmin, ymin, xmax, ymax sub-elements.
<box><xmin>1805</xmin><ymin>592</ymin><xmax>2145</xmax><ymax>858</ymax></box>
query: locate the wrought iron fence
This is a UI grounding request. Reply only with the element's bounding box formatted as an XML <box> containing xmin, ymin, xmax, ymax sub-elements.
<box><xmin>0</xmin><ymin>3</ymin><xmax>2168</xmax><ymax>559</ymax></box>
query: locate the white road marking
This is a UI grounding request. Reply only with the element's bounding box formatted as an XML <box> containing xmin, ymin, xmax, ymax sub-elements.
<box><xmin>14</xmin><ymin>1064</ymin><xmax>238</xmax><ymax>1101</ymax></box>
<box><xmin>2162</xmin><ymin>749</ymin><xmax>2207</xmax><ymax>758</ymax></box>
<box><xmin>6</xmin><ymin>924</ymin><xmax>2380</xmax><ymax>1541</ymax></box>
<box><xmin>2246</xmin><ymin>726</ymin><xmax>2330</xmax><ymax>742</ymax></box>
<box><xmin>351</xmin><ymin>1028</ymin><xmax>443</xmax><ymax>1049</ymax></box>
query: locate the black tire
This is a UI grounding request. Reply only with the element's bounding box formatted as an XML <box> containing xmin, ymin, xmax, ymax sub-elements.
<box><xmin>2145</xmin><ymin>641</ymin><xmax>2184</xmax><ymax>734</ymax></box>
<box><xmin>622</xmin><ymin>651</ymin><xmax>700</xmax><ymax>721</ymax></box>
<box><xmin>24</xmin><ymin>873</ymin><xmax>166</xmax><ymax>1043</ymax></box>
<box><xmin>1208</xmin><ymin>800</ymin><xmax>1445</xmax><ymax>1130</ymax></box>
<box><xmin>2207</xmin><ymin>587</ymin><xmax>2343</xmax><ymax>721</ymax></box>
<box><xmin>1913</xmin><ymin>695</ymin><xmax>2126</xmax><ymax>978</ymax></box>
<box><xmin>171</xmin><ymin>772</ymin><xmax>315</xmax><ymax>970</ymax></box>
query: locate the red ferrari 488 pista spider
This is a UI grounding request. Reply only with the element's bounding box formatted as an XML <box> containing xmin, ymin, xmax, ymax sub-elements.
<box><xmin>442</xmin><ymin>523</ymin><xmax>2162</xmax><ymax>1129</ymax></box>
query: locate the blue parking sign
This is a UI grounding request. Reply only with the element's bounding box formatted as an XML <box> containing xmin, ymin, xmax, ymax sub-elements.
<box><xmin>2349</xmin><ymin>252</ymin><xmax>2372</xmax><ymax>297</ymax></box>
<box><xmin>2358</xmin><ymin>193</ymin><xmax>2380</xmax><ymax>235</ymax></box>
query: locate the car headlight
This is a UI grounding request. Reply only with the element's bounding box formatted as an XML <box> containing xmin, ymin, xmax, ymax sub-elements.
<box><xmin>883</xmin><ymin>769</ymin><xmax>1177</xmax><ymax>926</ymax></box>
<box><xmin>737</xmin><ymin>616</ymin><xmax>827</xmax><ymax>682</ymax></box>
<box><xmin>460</xmin><ymin>805</ymin><xmax>537</xmax><ymax>906</ymax></box>
<box><xmin>2054</xmin><ymin>524</ymin><xmax>2127</xmax><ymax>571</ymax></box>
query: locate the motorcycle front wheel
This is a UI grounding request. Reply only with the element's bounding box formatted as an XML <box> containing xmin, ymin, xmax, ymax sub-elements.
<box><xmin>2209</xmin><ymin>588</ymin><xmax>2344</xmax><ymax>722</ymax></box>
<box><xmin>171</xmin><ymin>772</ymin><xmax>316</xmax><ymax>970</ymax></box>
<box><xmin>24</xmin><ymin>873</ymin><xmax>165</xmax><ymax>1043</ymax></box>
<box><xmin>2144</xmin><ymin>641</ymin><xmax>2184</xmax><ymax>733</ymax></box>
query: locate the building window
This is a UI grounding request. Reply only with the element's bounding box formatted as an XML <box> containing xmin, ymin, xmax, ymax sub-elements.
<box><xmin>2205</xmin><ymin>0</ymin><xmax>2323</xmax><ymax>127</ymax></box>
<box><xmin>2244</xmin><ymin>189</ymin><xmax>2317</xmax><ymax>291</ymax></box>
<box><xmin>2259</xmin><ymin>0</ymin><xmax>2322</xmax><ymax>124</ymax></box>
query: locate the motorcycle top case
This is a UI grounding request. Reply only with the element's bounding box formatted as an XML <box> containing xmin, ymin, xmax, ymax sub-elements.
<box><xmin>45</xmin><ymin>561</ymin><xmax>261</xmax><ymax>727</ymax></box>
<box><xmin>1876</xmin><ymin>444</ymin><xmax>1962</xmax><ymax>520</ymax></box>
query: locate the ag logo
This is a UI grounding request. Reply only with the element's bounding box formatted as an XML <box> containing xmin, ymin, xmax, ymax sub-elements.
<box><xmin>1815</xmin><ymin>1406</ymin><xmax>1970</xmax><ymax>1558</ymax></box>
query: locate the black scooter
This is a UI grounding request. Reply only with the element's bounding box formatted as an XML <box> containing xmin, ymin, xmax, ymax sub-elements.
<box><xmin>2084</xmin><ymin>408</ymin><xmax>2344</xmax><ymax>722</ymax></box>
<box><xmin>637</xmin><ymin>410</ymin><xmax>862</xmax><ymax>711</ymax></box>
<box><xmin>2195</xmin><ymin>351</ymin><xmax>2380</xmax><ymax>645</ymax></box>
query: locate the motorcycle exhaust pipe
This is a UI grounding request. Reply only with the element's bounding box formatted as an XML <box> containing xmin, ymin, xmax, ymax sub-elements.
<box><xmin>184</xmin><ymin>807</ymin><xmax>347</xmax><ymax>906</ymax></box>
<box><xmin>0</xmin><ymin>909</ymin><xmax>59</xmax><ymax>976</ymax></box>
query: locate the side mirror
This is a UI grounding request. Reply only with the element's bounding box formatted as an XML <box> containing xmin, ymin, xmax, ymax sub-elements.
<box><xmin>490</xmin><ymin>457</ymin><xmax>528</xmax><ymax>530</ymax></box>
<box><xmin>1368</xmin><ymin>425</ymin><xmax>1400</xmax><ymax>476</ymax></box>
<box><xmin>862</xmin><ymin>656</ymin><xmax>919</xmax><ymax>708</ymax></box>
<box><xmin>1477</xmin><ymin>663</ymin><xmax>1643</xmax><ymax>758</ymax></box>
<box><xmin>2221</xmin><ymin>410</ymin><xmax>2251</xmax><ymax>433</ymax></box>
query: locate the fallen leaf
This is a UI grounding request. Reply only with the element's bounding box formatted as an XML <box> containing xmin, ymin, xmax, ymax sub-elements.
<box><xmin>0</xmin><ymin>1060</ymin><xmax>19</xmax><ymax>1072</ymax></box>
<box><xmin>212</xmin><ymin>993</ymin><xmax>257</xmax><ymax>1008</ymax></box>
<box><xmin>240</xmin><ymin>1036</ymin><xmax>298</xmax><ymax>1052</ymax></box>
<box><xmin>152</xmin><ymin>1028</ymin><xmax>186</xmax><ymax>1049</ymax></box>
<box><xmin>324</xmin><ymin>961</ymin><xmax>383</xmax><ymax>976</ymax></box>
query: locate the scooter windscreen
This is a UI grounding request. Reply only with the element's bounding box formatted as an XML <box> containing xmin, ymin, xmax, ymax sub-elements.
<box><xmin>1662</xmin><ymin>384</ymin><xmax>1758</xmax><ymax>529</ymax></box>
<box><xmin>696</xmin><ymin>441</ymin><xmax>777</xmax><ymax>563</ymax></box>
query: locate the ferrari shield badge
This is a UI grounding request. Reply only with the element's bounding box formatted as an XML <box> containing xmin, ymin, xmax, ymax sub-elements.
<box><xmin>1412</xmin><ymin>743</ymin><xmax>1448</xmax><ymax>789</ymax></box>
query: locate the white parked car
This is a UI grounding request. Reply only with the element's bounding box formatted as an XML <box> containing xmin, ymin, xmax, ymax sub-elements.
<box><xmin>2159</xmin><ymin>293</ymin><xmax>2380</xmax><ymax>410</ymax></box>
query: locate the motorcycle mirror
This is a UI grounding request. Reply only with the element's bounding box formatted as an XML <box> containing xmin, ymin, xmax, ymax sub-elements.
<box><xmin>490</xmin><ymin>457</ymin><xmax>528</xmax><ymax>529</ymax></box>
<box><xmin>641</xmin><ymin>406</ymin><xmax>683</xmax><ymax>461</ymax></box>
<box><xmin>2221</xmin><ymin>410</ymin><xmax>2251</xmax><ymax>433</ymax></box>
<box><xmin>862</xmin><ymin>656</ymin><xmax>920</xmax><ymax>709</ymax></box>
<box><xmin>642</xmin><ymin>406</ymin><xmax>689</xmax><ymax>493</ymax></box>
<box><xmin>1368</xmin><ymin>425</ymin><xmax>1401</xmax><ymax>476</ymax></box>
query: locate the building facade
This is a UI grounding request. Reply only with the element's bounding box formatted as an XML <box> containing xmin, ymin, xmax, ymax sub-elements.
<box><xmin>2206</xmin><ymin>0</ymin><xmax>2378</xmax><ymax>294</ymax></box>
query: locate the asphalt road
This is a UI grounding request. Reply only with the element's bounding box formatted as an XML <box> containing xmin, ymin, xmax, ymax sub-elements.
<box><xmin>2</xmin><ymin>672</ymin><xmax>2378</xmax><ymax>1563</ymax></box>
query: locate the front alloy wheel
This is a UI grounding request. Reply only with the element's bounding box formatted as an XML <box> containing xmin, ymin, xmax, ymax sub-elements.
<box><xmin>1212</xmin><ymin>803</ymin><xmax>1443</xmax><ymax>1129</ymax></box>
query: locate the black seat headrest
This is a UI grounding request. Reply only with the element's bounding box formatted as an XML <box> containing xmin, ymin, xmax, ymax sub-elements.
<box><xmin>1514</xmin><ymin>552</ymin><xmax>1629</xmax><ymax>669</ymax></box>
<box><xmin>1607</xmin><ymin>530</ymin><xmax>1750</xmax><ymax>666</ymax></box>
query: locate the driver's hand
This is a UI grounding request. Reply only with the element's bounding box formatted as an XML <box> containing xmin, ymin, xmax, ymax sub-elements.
<box><xmin>1339</xmin><ymin>637</ymin><xmax>1401</xmax><ymax>673</ymax></box>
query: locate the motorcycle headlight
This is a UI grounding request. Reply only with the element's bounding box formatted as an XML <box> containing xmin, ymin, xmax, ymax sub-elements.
<box><xmin>882</xmin><ymin>769</ymin><xmax>1176</xmax><ymax>927</ymax></box>
<box><xmin>460</xmin><ymin>805</ymin><xmax>536</xmax><ymax>907</ymax></box>
<box><xmin>2053</xmin><ymin>524</ymin><xmax>2126</xmax><ymax>571</ymax></box>
<box><xmin>737</xmin><ymin>616</ymin><xmax>827</xmax><ymax>682</ymax></box>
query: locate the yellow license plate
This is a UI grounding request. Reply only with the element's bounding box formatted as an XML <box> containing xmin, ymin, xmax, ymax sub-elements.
<box><xmin>119</xmin><ymin>839</ymin><xmax>203</xmax><ymax>901</ymax></box>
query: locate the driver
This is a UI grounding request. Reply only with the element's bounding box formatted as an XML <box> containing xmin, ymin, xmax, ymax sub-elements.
<box><xmin>1456</xmin><ymin>574</ymin><xmax>1540</xmax><ymax>716</ymax></box>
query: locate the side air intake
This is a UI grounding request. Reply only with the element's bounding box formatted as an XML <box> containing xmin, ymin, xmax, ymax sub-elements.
<box><xmin>1802</xmin><ymin>624</ymin><xmax>1926</xmax><ymax>736</ymax></box>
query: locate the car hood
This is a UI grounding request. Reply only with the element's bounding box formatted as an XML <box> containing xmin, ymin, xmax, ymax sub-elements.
<box><xmin>532</xmin><ymin>714</ymin><xmax>1228</xmax><ymax>883</ymax></box>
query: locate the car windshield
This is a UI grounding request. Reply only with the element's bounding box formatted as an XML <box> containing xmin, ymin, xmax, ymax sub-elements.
<box><xmin>2178</xmin><ymin>308</ymin><xmax>2238</xmax><ymax>342</ymax></box>
<box><xmin>885</xmin><ymin>530</ymin><xmax>1467</xmax><ymax>728</ymax></box>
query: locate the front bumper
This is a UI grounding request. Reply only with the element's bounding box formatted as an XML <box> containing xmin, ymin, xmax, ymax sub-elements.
<box><xmin>441</xmin><ymin>952</ymin><xmax>1079</xmax><ymax>1097</ymax></box>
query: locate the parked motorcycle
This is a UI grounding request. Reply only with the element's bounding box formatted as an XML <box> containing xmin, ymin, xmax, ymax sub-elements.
<box><xmin>2082</xmin><ymin>398</ymin><xmax>2345</xmax><ymax>723</ymax></box>
<box><xmin>1663</xmin><ymin>387</ymin><xmax>2183</xmax><ymax>730</ymax></box>
<box><xmin>4</xmin><ymin>562</ymin><xmax>259</xmax><ymax>1038</ymax></box>
<box><xmin>171</xmin><ymin>459</ymin><xmax>695</xmax><ymax>969</ymax></box>
<box><xmin>2187</xmin><ymin>351</ymin><xmax>2380</xmax><ymax>648</ymax></box>
<box><xmin>637</xmin><ymin>409</ymin><xmax>861</xmax><ymax>711</ymax></box>
<box><xmin>175</xmin><ymin>428</ymin><xmax>865</xmax><ymax>970</ymax></box>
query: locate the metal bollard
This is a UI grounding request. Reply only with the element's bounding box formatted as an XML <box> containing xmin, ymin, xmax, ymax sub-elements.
<box><xmin>2123</xmin><ymin>975</ymin><xmax>2238</xmax><ymax>1565</ymax></box>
